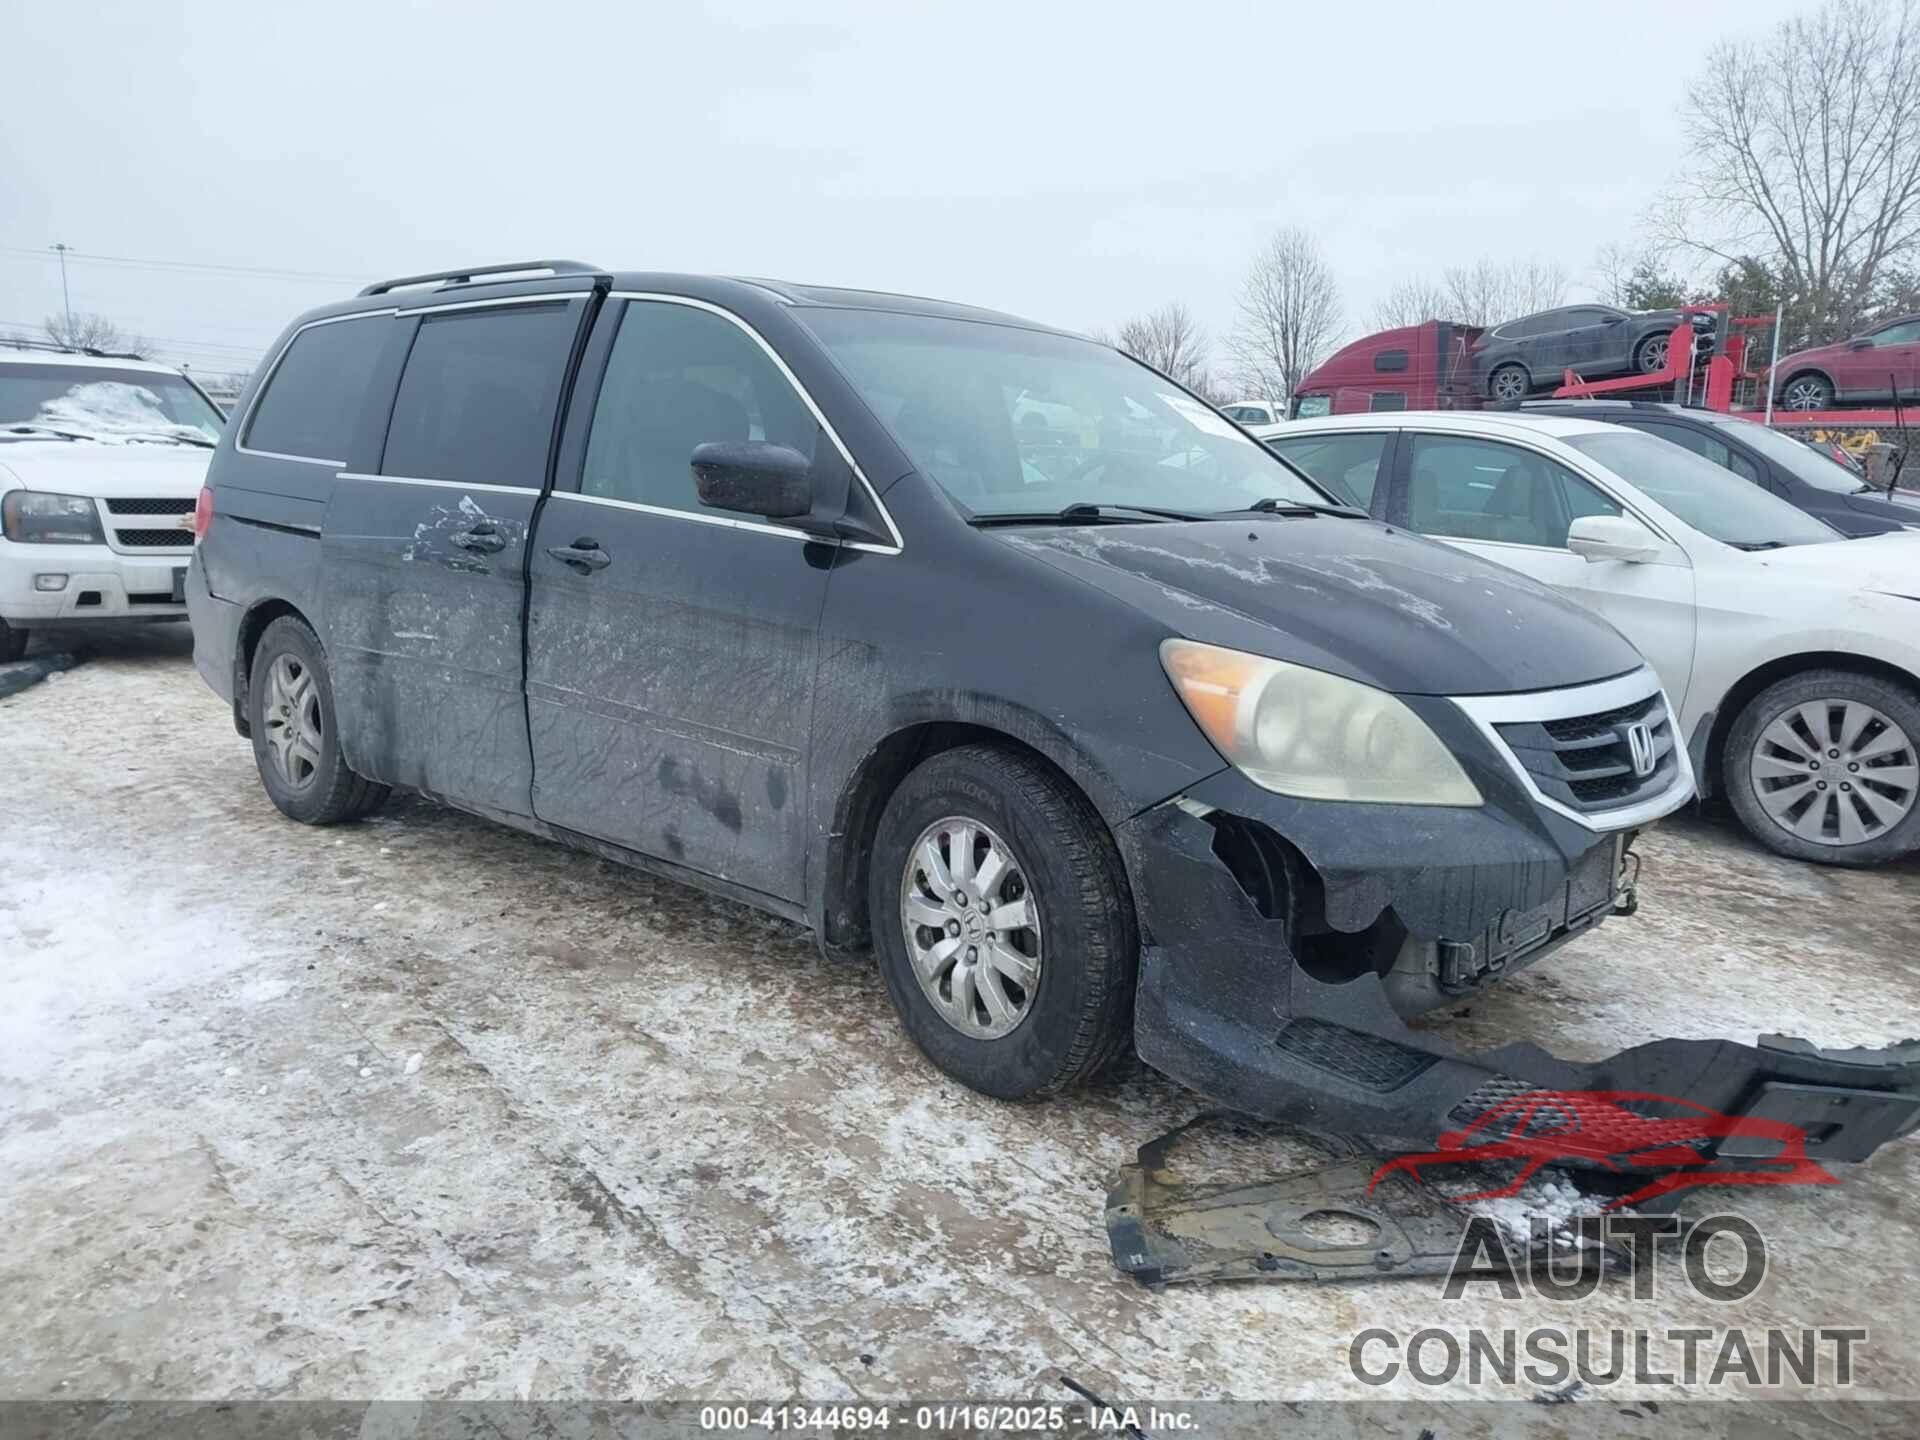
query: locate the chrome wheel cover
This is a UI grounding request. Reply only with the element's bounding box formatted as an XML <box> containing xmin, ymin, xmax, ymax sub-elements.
<box><xmin>1749</xmin><ymin>699</ymin><xmax>1917</xmax><ymax>847</ymax></box>
<box><xmin>900</xmin><ymin>816</ymin><xmax>1043</xmax><ymax>1039</ymax></box>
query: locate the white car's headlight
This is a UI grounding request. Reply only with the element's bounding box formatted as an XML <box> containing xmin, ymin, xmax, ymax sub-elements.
<box><xmin>1160</xmin><ymin>639</ymin><xmax>1482</xmax><ymax>806</ymax></box>
<box><xmin>1</xmin><ymin>490</ymin><xmax>106</xmax><ymax>544</ymax></box>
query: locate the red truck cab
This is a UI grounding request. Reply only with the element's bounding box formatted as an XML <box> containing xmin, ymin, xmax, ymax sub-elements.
<box><xmin>1288</xmin><ymin>319</ymin><xmax>1485</xmax><ymax>418</ymax></box>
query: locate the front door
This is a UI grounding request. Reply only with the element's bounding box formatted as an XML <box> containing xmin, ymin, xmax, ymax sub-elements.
<box><xmin>321</xmin><ymin>296</ymin><xmax>588</xmax><ymax>816</ymax></box>
<box><xmin>1395</xmin><ymin>431</ymin><xmax>1699</xmax><ymax>709</ymax></box>
<box><xmin>526</xmin><ymin>297</ymin><xmax>836</xmax><ymax>904</ymax></box>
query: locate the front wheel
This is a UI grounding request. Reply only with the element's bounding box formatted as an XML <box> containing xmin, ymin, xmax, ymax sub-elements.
<box><xmin>1724</xmin><ymin>669</ymin><xmax>1920</xmax><ymax>866</ymax></box>
<box><xmin>0</xmin><ymin>618</ymin><xmax>26</xmax><ymax>663</ymax></box>
<box><xmin>1635</xmin><ymin>333</ymin><xmax>1670</xmax><ymax>374</ymax></box>
<box><xmin>247</xmin><ymin>615</ymin><xmax>389</xmax><ymax>825</ymax></box>
<box><xmin>868</xmin><ymin>744</ymin><xmax>1137</xmax><ymax>1100</ymax></box>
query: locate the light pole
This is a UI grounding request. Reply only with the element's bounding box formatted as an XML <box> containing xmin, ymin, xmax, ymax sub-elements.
<box><xmin>1764</xmin><ymin>298</ymin><xmax>1784</xmax><ymax>426</ymax></box>
<box><xmin>49</xmin><ymin>242</ymin><xmax>73</xmax><ymax>337</ymax></box>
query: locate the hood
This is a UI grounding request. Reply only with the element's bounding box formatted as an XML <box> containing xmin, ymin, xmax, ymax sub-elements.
<box><xmin>0</xmin><ymin>440</ymin><xmax>211</xmax><ymax>498</ymax></box>
<box><xmin>1847</xmin><ymin>486</ymin><xmax>1920</xmax><ymax>522</ymax></box>
<box><xmin>1743</xmin><ymin>531</ymin><xmax>1920</xmax><ymax>598</ymax></box>
<box><xmin>998</xmin><ymin>518</ymin><xmax>1645</xmax><ymax>696</ymax></box>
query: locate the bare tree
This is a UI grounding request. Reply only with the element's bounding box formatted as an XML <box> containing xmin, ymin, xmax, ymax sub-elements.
<box><xmin>1115</xmin><ymin>301</ymin><xmax>1211</xmax><ymax>391</ymax></box>
<box><xmin>1367</xmin><ymin>276</ymin><xmax>1452</xmax><ymax>330</ymax></box>
<box><xmin>1654</xmin><ymin>0</ymin><xmax>1920</xmax><ymax>343</ymax></box>
<box><xmin>1229</xmin><ymin>227</ymin><xmax>1341</xmax><ymax>405</ymax></box>
<box><xmin>43</xmin><ymin>311</ymin><xmax>153</xmax><ymax>358</ymax></box>
<box><xmin>1440</xmin><ymin>257</ymin><xmax>1568</xmax><ymax>326</ymax></box>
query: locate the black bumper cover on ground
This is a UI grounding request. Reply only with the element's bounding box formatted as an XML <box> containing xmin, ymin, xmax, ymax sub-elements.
<box><xmin>1117</xmin><ymin>776</ymin><xmax>1920</xmax><ymax>1168</ymax></box>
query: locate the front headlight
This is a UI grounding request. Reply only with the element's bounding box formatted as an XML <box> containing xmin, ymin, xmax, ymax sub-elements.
<box><xmin>1160</xmin><ymin>639</ymin><xmax>1482</xmax><ymax>806</ymax></box>
<box><xmin>1</xmin><ymin>490</ymin><xmax>106</xmax><ymax>545</ymax></box>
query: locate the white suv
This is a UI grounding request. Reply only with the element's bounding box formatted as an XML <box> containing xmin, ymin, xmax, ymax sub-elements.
<box><xmin>0</xmin><ymin>347</ymin><xmax>223</xmax><ymax>660</ymax></box>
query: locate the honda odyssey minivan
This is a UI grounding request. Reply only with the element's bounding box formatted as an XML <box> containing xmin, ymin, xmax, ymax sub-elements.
<box><xmin>189</xmin><ymin>259</ymin><xmax>1709</xmax><ymax>1143</ymax></box>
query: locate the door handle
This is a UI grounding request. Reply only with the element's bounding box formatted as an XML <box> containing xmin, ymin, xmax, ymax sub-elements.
<box><xmin>546</xmin><ymin>538</ymin><xmax>611</xmax><ymax>573</ymax></box>
<box><xmin>451</xmin><ymin>525</ymin><xmax>507</xmax><ymax>554</ymax></box>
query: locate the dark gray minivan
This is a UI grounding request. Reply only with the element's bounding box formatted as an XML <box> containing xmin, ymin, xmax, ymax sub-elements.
<box><xmin>189</xmin><ymin>260</ymin><xmax>1920</xmax><ymax>1156</ymax></box>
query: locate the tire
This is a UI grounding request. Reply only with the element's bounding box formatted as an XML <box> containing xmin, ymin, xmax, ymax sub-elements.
<box><xmin>1487</xmin><ymin>363</ymin><xmax>1530</xmax><ymax>403</ymax></box>
<box><xmin>1634</xmin><ymin>333</ymin><xmax>1670</xmax><ymax>374</ymax></box>
<box><xmin>1723</xmin><ymin>668</ymin><xmax>1920</xmax><ymax>866</ymax></box>
<box><xmin>868</xmin><ymin>743</ymin><xmax>1137</xmax><ymax>1101</ymax></box>
<box><xmin>1780</xmin><ymin>373</ymin><xmax>1834</xmax><ymax>411</ymax></box>
<box><xmin>247</xmin><ymin>615</ymin><xmax>389</xmax><ymax>825</ymax></box>
<box><xmin>0</xmin><ymin>619</ymin><xmax>26</xmax><ymax>663</ymax></box>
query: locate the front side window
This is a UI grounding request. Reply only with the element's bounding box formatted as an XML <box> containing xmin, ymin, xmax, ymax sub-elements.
<box><xmin>245</xmin><ymin>316</ymin><xmax>390</xmax><ymax>462</ymax></box>
<box><xmin>582</xmin><ymin>301</ymin><xmax>819</xmax><ymax>517</ymax></box>
<box><xmin>1406</xmin><ymin>434</ymin><xmax>1619</xmax><ymax>548</ymax></box>
<box><xmin>1721</xmin><ymin>418</ymin><xmax>1871</xmax><ymax>494</ymax></box>
<box><xmin>1564</xmin><ymin>430</ymin><xmax>1839</xmax><ymax>548</ymax></box>
<box><xmin>797</xmin><ymin>307</ymin><xmax>1328</xmax><ymax>515</ymax></box>
<box><xmin>1265</xmin><ymin>432</ymin><xmax>1388</xmax><ymax>509</ymax></box>
<box><xmin>1634</xmin><ymin>422</ymin><xmax>1766</xmax><ymax>487</ymax></box>
<box><xmin>1871</xmin><ymin>321</ymin><xmax>1920</xmax><ymax>347</ymax></box>
<box><xmin>381</xmin><ymin>305</ymin><xmax>575</xmax><ymax>487</ymax></box>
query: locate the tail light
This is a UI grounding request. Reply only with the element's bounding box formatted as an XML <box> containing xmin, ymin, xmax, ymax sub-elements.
<box><xmin>193</xmin><ymin>485</ymin><xmax>213</xmax><ymax>543</ymax></box>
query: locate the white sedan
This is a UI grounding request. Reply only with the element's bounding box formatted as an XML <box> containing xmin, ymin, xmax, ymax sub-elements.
<box><xmin>1255</xmin><ymin>410</ymin><xmax>1920</xmax><ymax>866</ymax></box>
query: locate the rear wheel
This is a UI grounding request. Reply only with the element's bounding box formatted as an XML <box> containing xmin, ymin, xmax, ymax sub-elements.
<box><xmin>247</xmin><ymin>615</ymin><xmax>389</xmax><ymax>825</ymax></box>
<box><xmin>1724</xmin><ymin>669</ymin><xmax>1920</xmax><ymax>866</ymax></box>
<box><xmin>1488</xmin><ymin>364</ymin><xmax>1530</xmax><ymax>402</ymax></box>
<box><xmin>1781</xmin><ymin>373</ymin><xmax>1834</xmax><ymax>411</ymax></box>
<box><xmin>868</xmin><ymin>744</ymin><xmax>1136</xmax><ymax>1100</ymax></box>
<box><xmin>1635</xmin><ymin>333</ymin><xmax>1670</xmax><ymax>374</ymax></box>
<box><xmin>0</xmin><ymin>619</ymin><xmax>26</xmax><ymax>663</ymax></box>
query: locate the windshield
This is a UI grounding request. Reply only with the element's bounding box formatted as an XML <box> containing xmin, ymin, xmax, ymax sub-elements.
<box><xmin>796</xmin><ymin>308</ymin><xmax>1328</xmax><ymax>516</ymax></box>
<box><xmin>1715</xmin><ymin>419</ymin><xmax>1872</xmax><ymax>495</ymax></box>
<box><xmin>1565</xmin><ymin>430</ymin><xmax>1841</xmax><ymax>548</ymax></box>
<box><xmin>0</xmin><ymin>364</ymin><xmax>225</xmax><ymax>443</ymax></box>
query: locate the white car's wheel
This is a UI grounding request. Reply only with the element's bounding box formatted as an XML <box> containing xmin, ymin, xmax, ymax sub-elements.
<box><xmin>1725</xmin><ymin>669</ymin><xmax>1920</xmax><ymax>866</ymax></box>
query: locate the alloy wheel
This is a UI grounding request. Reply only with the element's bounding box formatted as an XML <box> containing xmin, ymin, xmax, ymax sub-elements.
<box><xmin>1491</xmin><ymin>367</ymin><xmax>1527</xmax><ymax>402</ymax></box>
<box><xmin>263</xmin><ymin>653</ymin><xmax>324</xmax><ymax>790</ymax></box>
<box><xmin>899</xmin><ymin>816</ymin><xmax>1043</xmax><ymax>1039</ymax></box>
<box><xmin>1638</xmin><ymin>336</ymin><xmax>1669</xmax><ymax>372</ymax></box>
<box><xmin>1748</xmin><ymin>699</ymin><xmax>1918</xmax><ymax>847</ymax></box>
<box><xmin>1782</xmin><ymin>377</ymin><xmax>1830</xmax><ymax>411</ymax></box>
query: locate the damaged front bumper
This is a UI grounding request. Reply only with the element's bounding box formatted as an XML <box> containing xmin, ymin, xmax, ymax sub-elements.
<box><xmin>1115</xmin><ymin>765</ymin><xmax>1920</xmax><ymax>1169</ymax></box>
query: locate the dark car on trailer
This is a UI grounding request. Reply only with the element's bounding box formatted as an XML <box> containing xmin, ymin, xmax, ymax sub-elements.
<box><xmin>1519</xmin><ymin>400</ymin><xmax>1920</xmax><ymax>537</ymax></box>
<box><xmin>185</xmin><ymin>260</ymin><xmax>1920</xmax><ymax>1158</ymax></box>
<box><xmin>1474</xmin><ymin>305</ymin><xmax>1716</xmax><ymax>403</ymax></box>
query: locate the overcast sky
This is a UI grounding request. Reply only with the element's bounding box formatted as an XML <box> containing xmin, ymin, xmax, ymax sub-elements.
<box><xmin>2</xmin><ymin>0</ymin><xmax>1809</xmax><ymax>381</ymax></box>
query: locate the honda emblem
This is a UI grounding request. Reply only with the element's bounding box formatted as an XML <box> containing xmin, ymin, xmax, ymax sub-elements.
<box><xmin>1626</xmin><ymin>722</ymin><xmax>1656</xmax><ymax>778</ymax></box>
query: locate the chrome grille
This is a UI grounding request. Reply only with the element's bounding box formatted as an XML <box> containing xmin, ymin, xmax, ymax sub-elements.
<box><xmin>1494</xmin><ymin>691</ymin><xmax>1677</xmax><ymax>815</ymax></box>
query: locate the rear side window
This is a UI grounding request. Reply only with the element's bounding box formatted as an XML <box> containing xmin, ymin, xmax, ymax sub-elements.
<box><xmin>1633</xmin><ymin>421</ymin><xmax>1763</xmax><ymax>485</ymax></box>
<box><xmin>243</xmin><ymin>315</ymin><xmax>391</xmax><ymax>463</ymax></box>
<box><xmin>381</xmin><ymin>304</ymin><xmax>576</xmax><ymax>487</ymax></box>
<box><xmin>581</xmin><ymin>300</ymin><xmax>818</xmax><ymax>517</ymax></box>
<box><xmin>1265</xmin><ymin>432</ymin><xmax>1388</xmax><ymax>509</ymax></box>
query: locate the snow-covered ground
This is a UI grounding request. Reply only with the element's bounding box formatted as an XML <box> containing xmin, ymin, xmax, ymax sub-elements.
<box><xmin>3</xmin><ymin>626</ymin><xmax>1918</xmax><ymax>1428</ymax></box>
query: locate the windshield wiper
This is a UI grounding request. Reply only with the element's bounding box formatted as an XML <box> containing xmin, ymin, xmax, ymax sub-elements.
<box><xmin>3</xmin><ymin>424</ymin><xmax>93</xmax><ymax>443</ymax></box>
<box><xmin>971</xmin><ymin>501</ymin><xmax>1214</xmax><ymax>526</ymax></box>
<box><xmin>1727</xmin><ymin>540</ymin><xmax>1789</xmax><ymax>551</ymax></box>
<box><xmin>124</xmin><ymin>429</ymin><xmax>217</xmax><ymax>448</ymax></box>
<box><xmin>1235</xmin><ymin>497</ymin><xmax>1369</xmax><ymax>518</ymax></box>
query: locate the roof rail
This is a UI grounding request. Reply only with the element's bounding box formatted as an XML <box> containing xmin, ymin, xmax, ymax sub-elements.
<box><xmin>358</xmin><ymin>259</ymin><xmax>602</xmax><ymax>297</ymax></box>
<box><xmin>0</xmin><ymin>337</ymin><xmax>153</xmax><ymax>362</ymax></box>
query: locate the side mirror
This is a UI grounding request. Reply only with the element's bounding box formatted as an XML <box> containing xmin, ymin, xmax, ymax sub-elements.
<box><xmin>692</xmin><ymin>441</ymin><xmax>812</xmax><ymax>519</ymax></box>
<box><xmin>1849</xmin><ymin>336</ymin><xmax>1873</xmax><ymax>350</ymax></box>
<box><xmin>1568</xmin><ymin>514</ymin><xmax>1663</xmax><ymax>564</ymax></box>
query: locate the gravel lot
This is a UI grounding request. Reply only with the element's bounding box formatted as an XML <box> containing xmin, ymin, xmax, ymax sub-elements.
<box><xmin>4</xmin><ymin>625</ymin><xmax>1919</xmax><ymax>1431</ymax></box>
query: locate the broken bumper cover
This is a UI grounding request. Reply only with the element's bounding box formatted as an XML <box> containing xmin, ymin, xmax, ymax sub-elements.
<box><xmin>1115</xmin><ymin>766</ymin><xmax>1920</xmax><ymax>1168</ymax></box>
